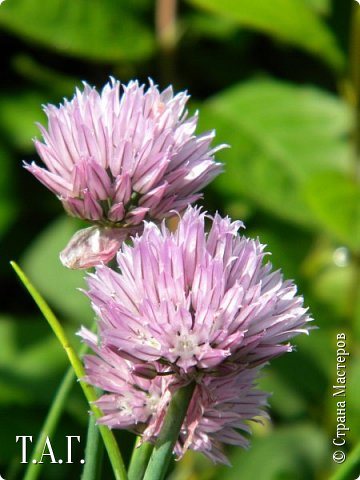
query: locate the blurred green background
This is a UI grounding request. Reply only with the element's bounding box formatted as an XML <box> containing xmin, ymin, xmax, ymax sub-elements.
<box><xmin>0</xmin><ymin>0</ymin><xmax>359</xmax><ymax>479</ymax></box>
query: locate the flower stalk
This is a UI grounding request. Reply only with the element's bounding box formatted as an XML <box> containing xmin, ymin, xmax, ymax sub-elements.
<box><xmin>329</xmin><ymin>441</ymin><xmax>360</xmax><ymax>480</ymax></box>
<box><xmin>81</xmin><ymin>414</ymin><xmax>104</xmax><ymax>480</ymax></box>
<box><xmin>143</xmin><ymin>382</ymin><xmax>196</xmax><ymax>480</ymax></box>
<box><xmin>23</xmin><ymin>366</ymin><xmax>76</xmax><ymax>480</ymax></box>
<box><xmin>78</xmin><ymin>205</ymin><xmax>310</xmax><ymax>464</ymax></box>
<box><xmin>127</xmin><ymin>438</ymin><xmax>154</xmax><ymax>480</ymax></box>
<box><xmin>21</xmin><ymin>73</ymin><xmax>315</xmax><ymax>478</ymax></box>
<box><xmin>10</xmin><ymin>261</ymin><xmax>127</xmax><ymax>480</ymax></box>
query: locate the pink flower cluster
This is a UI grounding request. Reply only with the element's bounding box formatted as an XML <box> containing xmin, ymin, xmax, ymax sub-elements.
<box><xmin>79</xmin><ymin>206</ymin><xmax>311</xmax><ymax>463</ymax></box>
<box><xmin>27</xmin><ymin>78</ymin><xmax>312</xmax><ymax>465</ymax></box>
<box><xmin>81</xmin><ymin>325</ymin><xmax>268</xmax><ymax>464</ymax></box>
<box><xmin>26</xmin><ymin>79</ymin><xmax>223</xmax><ymax>268</ymax></box>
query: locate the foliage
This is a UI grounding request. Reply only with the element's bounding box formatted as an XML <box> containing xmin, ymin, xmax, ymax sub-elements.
<box><xmin>0</xmin><ymin>0</ymin><xmax>359</xmax><ymax>479</ymax></box>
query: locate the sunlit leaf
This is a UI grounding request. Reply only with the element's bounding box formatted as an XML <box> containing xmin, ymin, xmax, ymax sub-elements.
<box><xmin>200</xmin><ymin>78</ymin><xmax>350</xmax><ymax>228</ymax></box>
<box><xmin>186</xmin><ymin>0</ymin><xmax>343</xmax><ymax>69</ymax></box>
<box><xmin>0</xmin><ymin>0</ymin><xmax>155</xmax><ymax>62</ymax></box>
<box><xmin>304</xmin><ymin>171</ymin><xmax>360</xmax><ymax>253</ymax></box>
<box><xmin>304</xmin><ymin>0</ymin><xmax>330</xmax><ymax>14</ymax></box>
<box><xmin>184</xmin><ymin>12</ymin><xmax>239</xmax><ymax>40</ymax></box>
<box><xmin>312</xmin><ymin>263</ymin><xmax>353</xmax><ymax>316</ymax></box>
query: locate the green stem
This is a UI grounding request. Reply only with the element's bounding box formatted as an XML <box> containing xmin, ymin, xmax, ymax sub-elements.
<box><xmin>81</xmin><ymin>413</ymin><xmax>104</xmax><ymax>480</ymax></box>
<box><xmin>23</xmin><ymin>365</ymin><xmax>76</xmax><ymax>480</ymax></box>
<box><xmin>24</xmin><ymin>324</ymin><xmax>98</xmax><ymax>480</ymax></box>
<box><xmin>329</xmin><ymin>442</ymin><xmax>360</xmax><ymax>480</ymax></box>
<box><xmin>10</xmin><ymin>261</ymin><xmax>127</xmax><ymax>480</ymax></box>
<box><xmin>128</xmin><ymin>437</ymin><xmax>154</xmax><ymax>480</ymax></box>
<box><xmin>143</xmin><ymin>382</ymin><xmax>196</xmax><ymax>480</ymax></box>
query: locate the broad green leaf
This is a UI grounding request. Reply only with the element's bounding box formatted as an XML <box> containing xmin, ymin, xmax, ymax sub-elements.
<box><xmin>312</xmin><ymin>263</ymin><xmax>353</xmax><ymax>316</ymax></box>
<box><xmin>200</xmin><ymin>79</ymin><xmax>350</xmax><ymax>228</ymax></box>
<box><xmin>220</xmin><ymin>424</ymin><xmax>329</xmax><ymax>480</ymax></box>
<box><xmin>184</xmin><ymin>12</ymin><xmax>239</xmax><ymax>40</ymax></box>
<box><xmin>187</xmin><ymin>0</ymin><xmax>344</xmax><ymax>69</ymax></box>
<box><xmin>304</xmin><ymin>171</ymin><xmax>360</xmax><ymax>252</ymax></box>
<box><xmin>21</xmin><ymin>216</ymin><xmax>93</xmax><ymax>325</ymax></box>
<box><xmin>302</xmin><ymin>238</ymin><xmax>353</xmax><ymax>317</ymax></box>
<box><xmin>0</xmin><ymin>0</ymin><xmax>155</xmax><ymax>62</ymax></box>
<box><xmin>305</xmin><ymin>0</ymin><xmax>330</xmax><ymax>14</ymax></box>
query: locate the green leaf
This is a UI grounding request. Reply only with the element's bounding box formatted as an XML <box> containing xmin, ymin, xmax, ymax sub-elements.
<box><xmin>81</xmin><ymin>415</ymin><xmax>104</xmax><ymax>480</ymax></box>
<box><xmin>304</xmin><ymin>0</ymin><xmax>330</xmax><ymax>14</ymax></box>
<box><xmin>200</xmin><ymin>78</ymin><xmax>350</xmax><ymax>228</ymax></box>
<box><xmin>0</xmin><ymin>0</ymin><xmax>155</xmax><ymax>62</ymax></box>
<box><xmin>304</xmin><ymin>171</ymin><xmax>360</xmax><ymax>252</ymax></box>
<box><xmin>21</xmin><ymin>216</ymin><xmax>93</xmax><ymax>325</ymax></box>
<box><xmin>312</xmin><ymin>263</ymin><xmax>353</xmax><ymax>316</ymax></box>
<box><xmin>186</xmin><ymin>0</ymin><xmax>344</xmax><ymax>69</ymax></box>
<box><xmin>184</xmin><ymin>12</ymin><xmax>239</xmax><ymax>40</ymax></box>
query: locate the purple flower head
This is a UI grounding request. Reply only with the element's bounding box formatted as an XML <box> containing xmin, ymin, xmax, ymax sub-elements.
<box><xmin>79</xmin><ymin>327</ymin><xmax>172</xmax><ymax>433</ymax></box>
<box><xmin>79</xmin><ymin>327</ymin><xmax>268</xmax><ymax>464</ymax></box>
<box><xmin>175</xmin><ymin>368</ymin><xmax>268</xmax><ymax>464</ymax></box>
<box><xmin>84</xmin><ymin>206</ymin><xmax>312</xmax><ymax>377</ymax></box>
<box><xmin>25</xmin><ymin>79</ymin><xmax>223</xmax><ymax>268</ymax></box>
